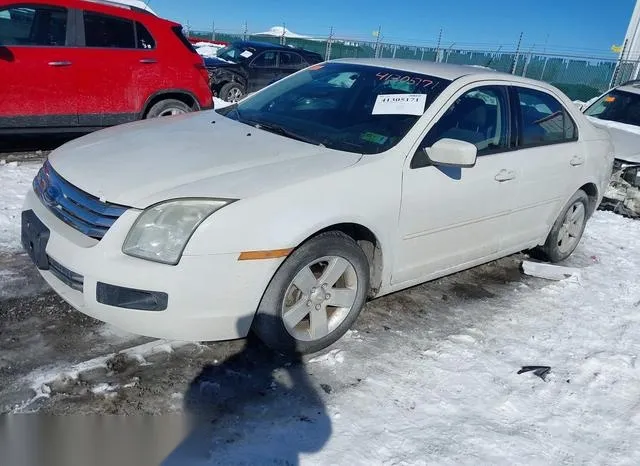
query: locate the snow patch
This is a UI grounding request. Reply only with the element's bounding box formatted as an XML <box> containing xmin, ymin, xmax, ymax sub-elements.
<box><xmin>0</xmin><ymin>162</ymin><xmax>41</xmax><ymax>252</ymax></box>
<box><xmin>308</xmin><ymin>349</ymin><xmax>345</xmax><ymax>365</ymax></box>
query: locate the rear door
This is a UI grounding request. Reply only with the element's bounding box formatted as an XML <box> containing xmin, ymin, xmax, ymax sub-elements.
<box><xmin>73</xmin><ymin>9</ymin><xmax>158</xmax><ymax>126</ymax></box>
<box><xmin>0</xmin><ymin>3</ymin><xmax>77</xmax><ymax>128</ymax></box>
<box><xmin>505</xmin><ymin>85</ymin><xmax>583</xmax><ymax>247</ymax></box>
<box><xmin>276</xmin><ymin>51</ymin><xmax>308</xmax><ymax>80</ymax></box>
<box><xmin>247</xmin><ymin>50</ymin><xmax>279</xmax><ymax>92</ymax></box>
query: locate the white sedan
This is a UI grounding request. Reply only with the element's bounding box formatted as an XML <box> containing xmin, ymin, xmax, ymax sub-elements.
<box><xmin>21</xmin><ymin>59</ymin><xmax>614</xmax><ymax>354</ymax></box>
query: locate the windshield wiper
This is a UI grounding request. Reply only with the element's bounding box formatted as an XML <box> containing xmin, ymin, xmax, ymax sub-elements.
<box><xmin>252</xmin><ymin>121</ymin><xmax>324</xmax><ymax>146</ymax></box>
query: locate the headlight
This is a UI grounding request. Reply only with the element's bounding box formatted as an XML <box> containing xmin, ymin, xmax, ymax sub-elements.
<box><xmin>122</xmin><ymin>199</ymin><xmax>233</xmax><ymax>265</ymax></box>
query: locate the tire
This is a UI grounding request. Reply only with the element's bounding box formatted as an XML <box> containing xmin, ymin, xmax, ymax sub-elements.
<box><xmin>534</xmin><ymin>190</ymin><xmax>590</xmax><ymax>263</ymax></box>
<box><xmin>252</xmin><ymin>231</ymin><xmax>370</xmax><ymax>355</ymax></box>
<box><xmin>145</xmin><ymin>99</ymin><xmax>192</xmax><ymax>119</ymax></box>
<box><xmin>219</xmin><ymin>82</ymin><xmax>245</xmax><ymax>103</ymax></box>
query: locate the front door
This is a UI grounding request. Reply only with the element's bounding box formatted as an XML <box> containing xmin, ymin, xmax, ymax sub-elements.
<box><xmin>247</xmin><ymin>50</ymin><xmax>280</xmax><ymax>92</ymax></box>
<box><xmin>394</xmin><ymin>84</ymin><xmax>521</xmax><ymax>285</ymax></box>
<box><xmin>0</xmin><ymin>3</ymin><xmax>77</xmax><ymax>128</ymax></box>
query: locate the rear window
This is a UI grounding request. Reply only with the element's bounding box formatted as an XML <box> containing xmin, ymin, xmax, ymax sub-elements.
<box><xmin>84</xmin><ymin>11</ymin><xmax>135</xmax><ymax>48</ymax></box>
<box><xmin>135</xmin><ymin>22</ymin><xmax>154</xmax><ymax>49</ymax></box>
<box><xmin>171</xmin><ymin>26</ymin><xmax>197</xmax><ymax>53</ymax></box>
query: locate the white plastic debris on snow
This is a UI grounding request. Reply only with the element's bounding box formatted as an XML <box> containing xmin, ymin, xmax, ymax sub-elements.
<box><xmin>521</xmin><ymin>261</ymin><xmax>581</xmax><ymax>281</ymax></box>
<box><xmin>0</xmin><ymin>161</ymin><xmax>41</xmax><ymax>251</ymax></box>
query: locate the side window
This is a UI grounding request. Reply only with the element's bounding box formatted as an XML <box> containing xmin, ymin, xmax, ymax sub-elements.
<box><xmin>135</xmin><ymin>22</ymin><xmax>155</xmax><ymax>49</ymax></box>
<box><xmin>83</xmin><ymin>12</ymin><xmax>135</xmax><ymax>49</ymax></box>
<box><xmin>516</xmin><ymin>87</ymin><xmax>577</xmax><ymax>146</ymax></box>
<box><xmin>279</xmin><ymin>52</ymin><xmax>305</xmax><ymax>69</ymax></box>
<box><xmin>251</xmin><ymin>51</ymin><xmax>277</xmax><ymax>68</ymax></box>
<box><xmin>412</xmin><ymin>86</ymin><xmax>509</xmax><ymax>168</ymax></box>
<box><xmin>0</xmin><ymin>5</ymin><xmax>67</xmax><ymax>46</ymax></box>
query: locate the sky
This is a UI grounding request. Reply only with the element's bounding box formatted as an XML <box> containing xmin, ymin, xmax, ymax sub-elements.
<box><xmin>145</xmin><ymin>0</ymin><xmax>637</xmax><ymax>56</ymax></box>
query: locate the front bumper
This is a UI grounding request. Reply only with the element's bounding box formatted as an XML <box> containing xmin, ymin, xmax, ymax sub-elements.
<box><xmin>22</xmin><ymin>189</ymin><xmax>282</xmax><ymax>341</ymax></box>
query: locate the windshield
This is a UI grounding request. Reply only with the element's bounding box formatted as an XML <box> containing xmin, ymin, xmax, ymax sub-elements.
<box><xmin>220</xmin><ymin>62</ymin><xmax>451</xmax><ymax>154</ymax></box>
<box><xmin>216</xmin><ymin>44</ymin><xmax>254</xmax><ymax>63</ymax></box>
<box><xmin>584</xmin><ymin>89</ymin><xmax>640</xmax><ymax>127</ymax></box>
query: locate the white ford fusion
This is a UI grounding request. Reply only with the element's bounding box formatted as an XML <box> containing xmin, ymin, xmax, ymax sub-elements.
<box><xmin>22</xmin><ymin>59</ymin><xmax>614</xmax><ymax>354</ymax></box>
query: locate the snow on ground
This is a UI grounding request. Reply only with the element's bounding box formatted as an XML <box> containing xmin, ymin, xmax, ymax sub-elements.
<box><xmin>297</xmin><ymin>211</ymin><xmax>640</xmax><ymax>465</ymax></box>
<box><xmin>0</xmin><ymin>161</ymin><xmax>41</xmax><ymax>252</ymax></box>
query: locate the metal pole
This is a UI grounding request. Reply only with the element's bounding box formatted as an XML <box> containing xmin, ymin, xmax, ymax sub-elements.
<box><xmin>325</xmin><ymin>26</ymin><xmax>334</xmax><ymax>61</ymax></box>
<box><xmin>511</xmin><ymin>32</ymin><xmax>523</xmax><ymax>74</ymax></box>
<box><xmin>522</xmin><ymin>44</ymin><xmax>535</xmax><ymax>77</ymax></box>
<box><xmin>280</xmin><ymin>22</ymin><xmax>286</xmax><ymax>45</ymax></box>
<box><xmin>435</xmin><ymin>28</ymin><xmax>442</xmax><ymax>63</ymax></box>
<box><xmin>611</xmin><ymin>38</ymin><xmax>629</xmax><ymax>88</ymax></box>
<box><xmin>211</xmin><ymin>21</ymin><xmax>215</xmax><ymax>41</ymax></box>
<box><xmin>540</xmin><ymin>57</ymin><xmax>549</xmax><ymax>81</ymax></box>
<box><xmin>374</xmin><ymin>25</ymin><xmax>382</xmax><ymax>58</ymax></box>
<box><xmin>421</xmin><ymin>48</ymin><xmax>425</xmax><ymax>60</ymax></box>
<box><xmin>445</xmin><ymin>43</ymin><xmax>455</xmax><ymax>63</ymax></box>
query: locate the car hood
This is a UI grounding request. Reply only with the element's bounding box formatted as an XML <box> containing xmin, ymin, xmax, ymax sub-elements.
<box><xmin>203</xmin><ymin>57</ymin><xmax>242</xmax><ymax>69</ymax></box>
<box><xmin>48</xmin><ymin>111</ymin><xmax>361</xmax><ymax>208</ymax></box>
<box><xmin>586</xmin><ymin>116</ymin><xmax>640</xmax><ymax>163</ymax></box>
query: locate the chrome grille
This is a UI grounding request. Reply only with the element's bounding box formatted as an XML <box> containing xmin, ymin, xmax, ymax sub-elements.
<box><xmin>33</xmin><ymin>161</ymin><xmax>128</xmax><ymax>240</ymax></box>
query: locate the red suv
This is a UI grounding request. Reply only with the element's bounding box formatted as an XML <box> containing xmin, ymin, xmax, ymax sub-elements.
<box><xmin>0</xmin><ymin>0</ymin><xmax>213</xmax><ymax>133</ymax></box>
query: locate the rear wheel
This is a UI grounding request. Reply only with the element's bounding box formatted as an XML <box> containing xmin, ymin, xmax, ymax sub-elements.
<box><xmin>219</xmin><ymin>82</ymin><xmax>245</xmax><ymax>103</ymax></box>
<box><xmin>145</xmin><ymin>99</ymin><xmax>191</xmax><ymax>119</ymax></box>
<box><xmin>252</xmin><ymin>232</ymin><xmax>370</xmax><ymax>354</ymax></box>
<box><xmin>535</xmin><ymin>190</ymin><xmax>589</xmax><ymax>263</ymax></box>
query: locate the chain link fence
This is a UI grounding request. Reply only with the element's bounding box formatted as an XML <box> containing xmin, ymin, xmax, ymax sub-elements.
<box><xmin>188</xmin><ymin>28</ymin><xmax>640</xmax><ymax>102</ymax></box>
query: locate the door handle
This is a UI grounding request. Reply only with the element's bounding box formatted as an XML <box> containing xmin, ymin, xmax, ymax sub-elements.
<box><xmin>494</xmin><ymin>169</ymin><xmax>516</xmax><ymax>182</ymax></box>
<box><xmin>48</xmin><ymin>61</ymin><xmax>72</xmax><ymax>67</ymax></box>
<box><xmin>139</xmin><ymin>58</ymin><xmax>157</xmax><ymax>64</ymax></box>
<box><xmin>570</xmin><ymin>155</ymin><xmax>584</xmax><ymax>166</ymax></box>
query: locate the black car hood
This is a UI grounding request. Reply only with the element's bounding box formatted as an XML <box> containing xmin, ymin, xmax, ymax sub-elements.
<box><xmin>203</xmin><ymin>57</ymin><xmax>242</xmax><ymax>69</ymax></box>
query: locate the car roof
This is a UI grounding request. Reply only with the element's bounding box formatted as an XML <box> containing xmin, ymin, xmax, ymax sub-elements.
<box><xmin>328</xmin><ymin>58</ymin><xmax>530</xmax><ymax>82</ymax></box>
<box><xmin>232</xmin><ymin>40</ymin><xmax>321</xmax><ymax>56</ymax></box>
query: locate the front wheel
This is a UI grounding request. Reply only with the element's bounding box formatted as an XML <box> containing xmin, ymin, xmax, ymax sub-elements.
<box><xmin>535</xmin><ymin>190</ymin><xmax>589</xmax><ymax>262</ymax></box>
<box><xmin>252</xmin><ymin>232</ymin><xmax>370</xmax><ymax>354</ymax></box>
<box><xmin>219</xmin><ymin>82</ymin><xmax>245</xmax><ymax>102</ymax></box>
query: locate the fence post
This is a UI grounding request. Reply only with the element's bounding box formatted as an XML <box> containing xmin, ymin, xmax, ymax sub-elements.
<box><xmin>374</xmin><ymin>26</ymin><xmax>382</xmax><ymax>58</ymax></box>
<box><xmin>242</xmin><ymin>21</ymin><xmax>248</xmax><ymax>41</ymax></box>
<box><xmin>325</xmin><ymin>27</ymin><xmax>334</xmax><ymax>61</ymax></box>
<box><xmin>435</xmin><ymin>28</ymin><xmax>442</xmax><ymax>63</ymax></box>
<box><xmin>211</xmin><ymin>21</ymin><xmax>215</xmax><ymax>41</ymax></box>
<box><xmin>511</xmin><ymin>32</ymin><xmax>523</xmax><ymax>74</ymax></box>
<box><xmin>610</xmin><ymin>38</ymin><xmax>629</xmax><ymax>88</ymax></box>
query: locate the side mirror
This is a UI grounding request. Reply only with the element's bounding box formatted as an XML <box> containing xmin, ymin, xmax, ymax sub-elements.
<box><xmin>425</xmin><ymin>138</ymin><xmax>477</xmax><ymax>168</ymax></box>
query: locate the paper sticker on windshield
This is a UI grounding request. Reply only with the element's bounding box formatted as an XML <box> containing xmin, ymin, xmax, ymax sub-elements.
<box><xmin>372</xmin><ymin>94</ymin><xmax>427</xmax><ymax>116</ymax></box>
<box><xmin>240</xmin><ymin>50</ymin><xmax>253</xmax><ymax>58</ymax></box>
<box><xmin>361</xmin><ymin>132</ymin><xmax>388</xmax><ymax>145</ymax></box>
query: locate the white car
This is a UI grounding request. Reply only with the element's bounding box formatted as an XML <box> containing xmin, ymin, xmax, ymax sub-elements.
<box><xmin>21</xmin><ymin>59</ymin><xmax>614</xmax><ymax>354</ymax></box>
<box><xmin>581</xmin><ymin>81</ymin><xmax>640</xmax><ymax>217</ymax></box>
